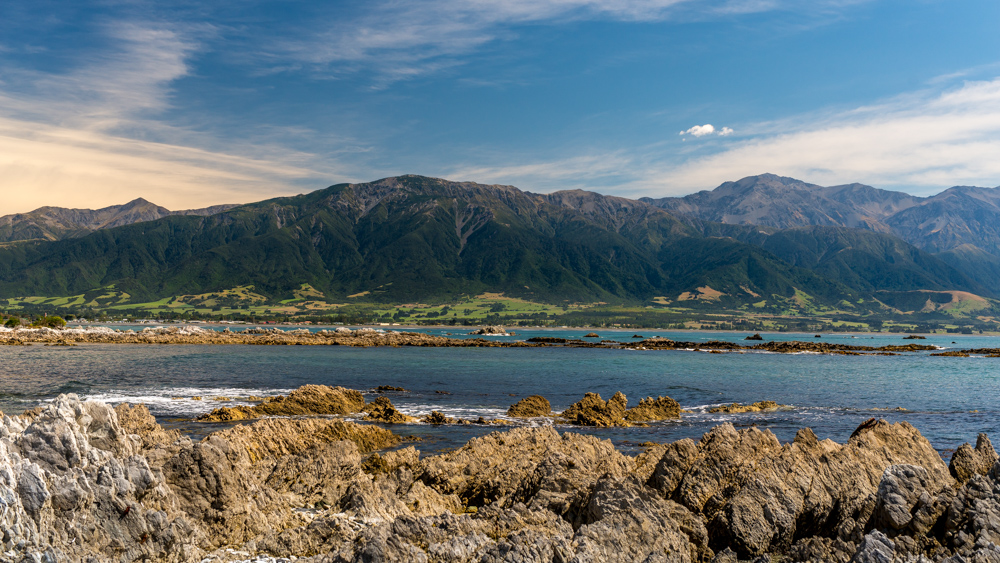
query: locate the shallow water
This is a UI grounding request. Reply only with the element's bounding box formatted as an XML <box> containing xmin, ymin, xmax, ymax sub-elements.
<box><xmin>1</xmin><ymin>328</ymin><xmax>997</xmax><ymax>455</ymax></box>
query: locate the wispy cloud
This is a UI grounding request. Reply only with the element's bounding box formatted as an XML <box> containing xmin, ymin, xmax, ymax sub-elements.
<box><xmin>0</xmin><ymin>21</ymin><xmax>336</xmax><ymax>213</ymax></box>
<box><xmin>277</xmin><ymin>0</ymin><xmax>872</xmax><ymax>82</ymax></box>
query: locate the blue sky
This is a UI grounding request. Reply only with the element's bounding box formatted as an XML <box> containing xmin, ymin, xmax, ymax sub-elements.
<box><xmin>1</xmin><ymin>0</ymin><xmax>999</xmax><ymax>212</ymax></box>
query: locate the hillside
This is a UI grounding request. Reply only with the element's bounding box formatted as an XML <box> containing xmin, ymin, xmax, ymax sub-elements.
<box><xmin>644</xmin><ymin>174</ymin><xmax>1000</xmax><ymax>293</ymax></box>
<box><xmin>0</xmin><ymin>175</ymin><xmax>977</xmax><ymax>311</ymax></box>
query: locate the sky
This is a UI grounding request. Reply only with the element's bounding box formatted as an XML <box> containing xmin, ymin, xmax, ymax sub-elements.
<box><xmin>1</xmin><ymin>0</ymin><xmax>999</xmax><ymax>213</ymax></box>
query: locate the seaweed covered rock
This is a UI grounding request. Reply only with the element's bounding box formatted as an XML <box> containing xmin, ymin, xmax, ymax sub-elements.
<box><xmin>197</xmin><ymin>384</ymin><xmax>365</xmax><ymax>422</ymax></box>
<box><xmin>507</xmin><ymin>395</ymin><xmax>552</xmax><ymax>418</ymax></box>
<box><xmin>561</xmin><ymin>391</ymin><xmax>629</xmax><ymax>427</ymax></box>
<box><xmin>363</xmin><ymin>396</ymin><xmax>417</xmax><ymax>424</ymax></box>
<box><xmin>625</xmin><ymin>396</ymin><xmax>681</xmax><ymax>421</ymax></box>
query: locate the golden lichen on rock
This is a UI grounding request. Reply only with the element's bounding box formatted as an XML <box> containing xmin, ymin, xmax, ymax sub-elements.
<box><xmin>507</xmin><ymin>395</ymin><xmax>552</xmax><ymax>417</ymax></box>
<box><xmin>197</xmin><ymin>384</ymin><xmax>365</xmax><ymax>422</ymax></box>
<box><xmin>363</xmin><ymin>396</ymin><xmax>417</xmax><ymax>423</ymax></box>
<box><xmin>709</xmin><ymin>400</ymin><xmax>785</xmax><ymax>414</ymax></box>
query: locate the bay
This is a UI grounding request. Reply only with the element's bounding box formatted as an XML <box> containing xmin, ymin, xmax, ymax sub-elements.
<box><xmin>1</xmin><ymin>328</ymin><xmax>996</xmax><ymax>457</ymax></box>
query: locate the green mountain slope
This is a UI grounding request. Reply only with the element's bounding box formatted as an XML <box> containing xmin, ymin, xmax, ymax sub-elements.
<box><xmin>0</xmin><ymin>176</ymin><xmax>986</xmax><ymax>310</ymax></box>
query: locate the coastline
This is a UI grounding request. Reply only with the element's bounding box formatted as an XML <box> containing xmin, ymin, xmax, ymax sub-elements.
<box><xmin>0</xmin><ymin>325</ymin><xmax>973</xmax><ymax>355</ymax></box>
<box><xmin>2</xmin><ymin>391</ymin><xmax>998</xmax><ymax>562</ymax></box>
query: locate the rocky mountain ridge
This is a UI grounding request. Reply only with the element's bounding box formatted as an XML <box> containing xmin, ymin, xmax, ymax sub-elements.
<box><xmin>0</xmin><ymin>175</ymin><xmax>986</xmax><ymax>309</ymax></box>
<box><xmin>643</xmin><ymin>173</ymin><xmax>1000</xmax><ymax>257</ymax></box>
<box><xmin>0</xmin><ymin>198</ymin><xmax>238</xmax><ymax>243</ymax></box>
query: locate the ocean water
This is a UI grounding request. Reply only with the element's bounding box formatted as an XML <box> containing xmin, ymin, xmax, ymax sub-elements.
<box><xmin>1</xmin><ymin>327</ymin><xmax>997</xmax><ymax>456</ymax></box>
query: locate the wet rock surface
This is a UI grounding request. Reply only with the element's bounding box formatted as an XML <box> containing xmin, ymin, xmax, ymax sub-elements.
<box><xmin>6</xmin><ymin>395</ymin><xmax>1000</xmax><ymax>562</ymax></box>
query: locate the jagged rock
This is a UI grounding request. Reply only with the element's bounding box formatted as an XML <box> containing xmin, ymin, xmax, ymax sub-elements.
<box><xmin>561</xmin><ymin>392</ymin><xmax>629</xmax><ymax>427</ymax></box>
<box><xmin>420</xmin><ymin>427</ymin><xmax>634</xmax><ymax>508</ymax></box>
<box><xmin>850</xmin><ymin>531</ymin><xmax>895</xmax><ymax>563</ymax></box>
<box><xmin>507</xmin><ymin>395</ymin><xmax>551</xmax><ymax>417</ymax></box>
<box><xmin>950</xmin><ymin>433</ymin><xmax>999</xmax><ymax>483</ymax></box>
<box><xmin>423</xmin><ymin>411</ymin><xmax>460</xmax><ymax>424</ymax></box>
<box><xmin>649</xmin><ymin>421</ymin><xmax>952</xmax><ymax>558</ymax></box>
<box><xmin>712</xmin><ymin>547</ymin><xmax>738</xmax><ymax>562</ymax></box>
<box><xmin>376</xmin><ymin>385</ymin><xmax>407</xmax><ymax>392</ymax></box>
<box><xmin>468</xmin><ymin>325</ymin><xmax>510</xmax><ymax>335</ymax></box>
<box><xmin>571</xmin><ymin>476</ymin><xmax>703</xmax><ymax>562</ymax></box>
<box><xmin>197</xmin><ymin>385</ymin><xmax>366</xmax><ymax>422</ymax></box>
<box><xmin>870</xmin><ymin>464</ymin><xmax>948</xmax><ymax>535</ymax></box>
<box><xmin>115</xmin><ymin>402</ymin><xmax>181</xmax><ymax>450</ymax></box>
<box><xmin>745</xmin><ymin>333</ymin><xmax>764</xmax><ymax>340</ymax></box>
<box><xmin>363</xmin><ymin>396</ymin><xmax>417</xmax><ymax>424</ymax></box>
<box><xmin>625</xmin><ymin>396</ymin><xmax>681</xmax><ymax>421</ymax></box>
<box><xmin>709</xmin><ymin>400</ymin><xmax>786</xmax><ymax>414</ymax></box>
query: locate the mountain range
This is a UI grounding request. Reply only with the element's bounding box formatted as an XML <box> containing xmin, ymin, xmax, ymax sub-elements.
<box><xmin>0</xmin><ymin>199</ymin><xmax>238</xmax><ymax>243</ymax></box>
<box><xmin>0</xmin><ymin>174</ymin><xmax>996</xmax><ymax>317</ymax></box>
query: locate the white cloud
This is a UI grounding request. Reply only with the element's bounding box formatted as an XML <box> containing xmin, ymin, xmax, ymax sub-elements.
<box><xmin>0</xmin><ymin>22</ymin><xmax>337</xmax><ymax>214</ymax></box>
<box><xmin>680</xmin><ymin>124</ymin><xmax>732</xmax><ymax>137</ymax></box>
<box><xmin>680</xmin><ymin>124</ymin><xmax>716</xmax><ymax>137</ymax></box>
<box><xmin>656</xmin><ymin>78</ymin><xmax>1000</xmax><ymax>194</ymax></box>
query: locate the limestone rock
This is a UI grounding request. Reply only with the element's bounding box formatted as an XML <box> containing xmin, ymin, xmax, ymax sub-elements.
<box><xmin>197</xmin><ymin>385</ymin><xmax>365</xmax><ymax>422</ymax></box>
<box><xmin>625</xmin><ymin>396</ymin><xmax>681</xmax><ymax>421</ymax></box>
<box><xmin>115</xmin><ymin>402</ymin><xmax>181</xmax><ymax>450</ymax></box>
<box><xmin>561</xmin><ymin>392</ymin><xmax>629</xmax><ymax>427</ymax></box>
<box><xmin>507</xmin><ymin>395</ymin><xmax>551</xmax><ymax>418</ymax></box>
<box><xmin>363</xmin><ymin>396</ymin><xmax>417</xmax><ymax>424</ymax></box>
<box><xmin>709</xmin><ymin>400</ymin><xmax>786</xmax><ymax>414</ymax></box>
<box><xmin>950</xmin><ymin>433</ymin><xmax>999</xmax><ymax>483</ymax></box>
<box><xmin>649</xmin><ymin>421</ymin><xmax>952</xmax><ymax>558</ymax></box>
<box><xmin>420</xmin><ymin>426</ymin><xmax>634</xmax><ymax>508</ymax></box>
<box><xmin>850</xmin><ymin>531</ymin><xmax>895</xmax><ymax>563</ymax></box>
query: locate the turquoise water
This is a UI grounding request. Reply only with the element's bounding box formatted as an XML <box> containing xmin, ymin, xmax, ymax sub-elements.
<box><xmin>1</xmin><ymin>328</ymin><xmax>997</xmax><ymax>455</ymax></box>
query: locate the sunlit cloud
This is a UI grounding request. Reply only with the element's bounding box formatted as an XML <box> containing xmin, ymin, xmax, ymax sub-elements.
<box><xmin>0</xmin><ymin>22</ymin><xmax>336</xmax><ymax>214</ymax></box>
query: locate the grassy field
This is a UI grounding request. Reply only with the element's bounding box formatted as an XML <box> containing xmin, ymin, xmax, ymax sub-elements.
<box><xmin>3</xmin><ymin>286</ymin><xmax>1000</xmax><ymax>332</ymax></box>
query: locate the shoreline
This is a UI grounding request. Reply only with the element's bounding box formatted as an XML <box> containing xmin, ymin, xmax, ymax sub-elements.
<box><xmin>2</xmin><ymin>391</ymin><xmax>998</xmax><ymax>562</ymax></box>
<box><xmin>1</xmin><ymin>325</ymin><xmax>980</xmax><ymax>355</ymax></box>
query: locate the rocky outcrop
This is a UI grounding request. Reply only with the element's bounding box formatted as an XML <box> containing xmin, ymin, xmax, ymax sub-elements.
<box><xmin>625</xmin><ymin>396</ymin><xmax>682</xmax><ymax>421</ymax></box>
<box><xmin>949</xmin><ymin>433</ymin><xmax>998</xmax><ymax>483</ymax></box>
<box><xmin>709</xmin><ymin>400</ymin><xmax>786</xmax><ymax>413</ymax></box>
<box><xmin>561</xmin><ymin>392</ymin><xmax>630</xmax><ymax>426</ymax></box>
<box><xmin>507</xmin><ymin>395</ymin><xmax>552</xmax><ymax>417</ymax></box>
<box><xmin>197</xmin><ymin>384</ymin><xmax>365</xmax><ymax>422</ymax></box>
<box><xmin>363</xmin><ymin>396</ymin><xmax>417</xmax><ymax>424</ymax></box>
<box><xmin>10</xmin><ymin>394</ymin><xmax>1000</xmax><ymax>563</ymax></box>
<box><xmin>467</xmin><ymin>325</ymin><xmax>510</xmax><ymax>336</ymax></box>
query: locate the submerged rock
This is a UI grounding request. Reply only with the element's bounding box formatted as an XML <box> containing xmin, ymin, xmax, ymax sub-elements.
<box><xmin>709</xmin><ymin>400</ymin><xmax>786</xmax><ymax>414</ymax></box>
<box><xmin>507</xmin><ymin>395</ymin><xmax>552</xmax><ymax>417</ymax></box>
<box><xmin>197</xmin><ymin>384</ymin><xmax>365</xmax><ymax>421</ymax></box>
